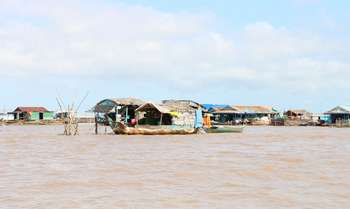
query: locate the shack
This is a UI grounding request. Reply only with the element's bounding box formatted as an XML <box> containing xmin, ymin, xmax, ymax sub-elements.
<box><xmin>232</xmin><ymin>106</ymin><xmax>279</xmax><ymax>120</ymax></box>
<box><xmin>0</xmin><ymin>108</ymin><xmax>15</xmax><ymax>121</ymax></box>
<box><xmin>93</xmin><ymin>97</ymin><xmax>145</xmax><ymax>123</ymax></box>
<box><xmin>208</xmin><ymin>106</ymin><xmax>241</xmax><ymax>125</ymax></box>
<box><xmin>207</xmin><ymin>105</ymin><xmax>279</xmax><ymax>125</ymax></box>
<box><xmin>161</xmin><ymin>100</ymin><xmax>203</xmax><ymax>127</ymax></box>
<box><xmin>8</xmin><ymin>107</ymin><xmax>54</xmax><ymax>121</ymax></box>
<box><xmin>283</xmin><ymin>109</ymin><xmax>313</xmax><ymax>126</ymax></box>
<box><xmin>135</xmin><ymin>100</ymin><xmax>203</xmax><ymax>128</ymax></box>
<box><xmin>135</xmin><ymin>102</ymin><xmax>173</xmax><ymax>125</ymax></box>
<box><xmin>284</xmin><ymin>109</ymin><xmax>312</xmax><ymax>120</ymax></box>
<box><xmin>93</xmin><ymin>98</ymin><xmax>145</xmax><ymax>132</ymax></box>
<box><xmin>325</xmin><ymin>106</ymin><xmax>350</xmax><ymax>125</ymax></box>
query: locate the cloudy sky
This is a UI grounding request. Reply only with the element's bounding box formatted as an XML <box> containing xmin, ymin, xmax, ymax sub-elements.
<box><xmin>1</xmin><ymin>0</ymin><xmax>349</xmax><ymax>112</ymax></box>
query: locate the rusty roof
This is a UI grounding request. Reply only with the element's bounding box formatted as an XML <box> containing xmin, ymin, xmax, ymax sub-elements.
<box><xmin>13</xmin><ymin>107</ymin><xmax>49</xmax><ymax>112</ymax></box>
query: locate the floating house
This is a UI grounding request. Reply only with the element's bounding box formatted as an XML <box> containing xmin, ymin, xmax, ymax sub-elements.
<box><xmin>162</xmin><ymin>100</ymin><xmax>203</xmax><ymax>127</ymax></box>
<box><xmin>284</xmin><ymin>109</ymin><xmax>312</xmax><ymax>120</ymax></box>
<box><xmin>232</xmin><ymin>106</ymin><xmax>279</xmax><ymax>119</ymax></box>
<box><xmin>93</xmin><ymin>98</ymin><xmax>203</xmax><ymax>134</ymax></box>
<box><xmin>93</xmin><ymin>98</ymin><xmax>145</xmax><ymax>126</ymax></box>
<box><xmin>0</xmin><ymin>112</ymin><xmax>14</xmax><ymax>121</ymax></box>
<box><xmin>136</xmin><ymin>100</ymin><xmax>203</xmax><ymax>127</ymax></box>
<box><xmin>208</xmin><ymin>105</ymin><xmax>279</xmax><ymax>125</ymax></box>
<box><xmin>208</xmin><ymin>106</ymin><xmax>241</xmax><ymax>125</ymax></box>
<box><xmin>8</xmin><ymin>107</ymin><xmax>54</xmax><ymax>121</ymax></box>
<box><xmin>136</xmin><ymin>102</ymin><xmax>173</xmax><ymax>125</ymax></box>
<box><xmin>325</xmin><ymin>106</ymin><xmax>350</xmax><ymax>125</ymax></box>
<box><xmin>311</xmin><ymin>113</ymin><xmax>331</xmax><ymax>125</ymax></box>
<box><xmin>282</xmin><ymin>109</ymin><xmax>314</xmax><ymax>126</ymax></box>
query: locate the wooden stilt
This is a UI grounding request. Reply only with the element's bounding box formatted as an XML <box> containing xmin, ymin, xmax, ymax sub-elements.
<box><xmin>95</xmin><ymin>114</ymin><xmax>98</xmax><ymax>135</ymax></box>
<box><xmin>160</xmin><ymin>113</ymin><xmax>163</xmax><ymax>126</ymax></box>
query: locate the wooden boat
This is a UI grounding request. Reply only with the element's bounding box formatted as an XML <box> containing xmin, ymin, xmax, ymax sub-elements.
<box><xmin>205</xmin><ymin>125</ymin><xmax>244</xmax><ymax>133</ymax></box>
<box><xmin>112</xmin><ymin>122</ymin><xmax>197</xmax><ymax>135</ymax></box>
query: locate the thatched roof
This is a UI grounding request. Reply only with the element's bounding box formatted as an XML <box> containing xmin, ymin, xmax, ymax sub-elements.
<box><xmin>161</xmin><ymin>100</ymin><xmax>202</xmax><ymax>112</ymax></box>
<box><xmin>210</xmin><ymin>106</ymin><xmax>239</xmax><ymax>114</ymax></box>
<box><xmin>136</xmin><ymin>102</ymin><xmax>171</xmax><ymax>114</ymax></box>
<box><xmin>108</xmin><ymin>98</ymin><xmax>145</xmax><ymax>106</ymax></box>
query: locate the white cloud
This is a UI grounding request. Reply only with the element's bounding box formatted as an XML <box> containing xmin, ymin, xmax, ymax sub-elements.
<box><xmin>0</xmin><ymin>0</ymin><xmax>349</xmax><ymax>93</ymax></box>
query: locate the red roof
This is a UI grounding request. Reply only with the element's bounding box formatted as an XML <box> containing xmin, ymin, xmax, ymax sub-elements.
<box><xmin>13</xmin><ymin>107</ymin><xmax>49</xmax><ymax>112</ymax></box>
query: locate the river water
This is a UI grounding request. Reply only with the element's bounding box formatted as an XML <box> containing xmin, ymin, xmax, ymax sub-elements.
<box><xmin>0</xmin><ymin>124</ymin><xmax>349</xmax><ymax>209</ymax></box>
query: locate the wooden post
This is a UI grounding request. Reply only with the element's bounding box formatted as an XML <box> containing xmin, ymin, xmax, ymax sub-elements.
<box><xmin>125</xmin><ymin>106</ymin><xmax>129</xmax><ymax>124</ymax></box>
<box><xmin>95</xmin><ymin>113</ymin><xmax>98</xmax><ymax>135</ymax></box>
<box><xmin>136</xmin><ymin>111</ymin><xmax>139</xmax><ymax>126</ymax></box>
<box><xmin>160</xmin><ymin>113</ymin><xmax>163</xmax><ymax>126</ymax></box>
<box><xmin>116</xmin><ymin>106</ymin><xmax>119</xmax><ymax>122</ymax></box>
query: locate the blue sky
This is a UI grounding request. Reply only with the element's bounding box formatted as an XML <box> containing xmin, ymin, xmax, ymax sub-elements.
<box><xmin>1</xmin><ymin>0</ymin><xmax>350</xmax><ymax>112</ymax></box>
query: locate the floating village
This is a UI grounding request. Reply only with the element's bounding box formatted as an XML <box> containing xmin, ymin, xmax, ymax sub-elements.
<box><xmin>1</xmin><ymin>97</ymin><xmax>350</xmax><ymax>135</ymax></box>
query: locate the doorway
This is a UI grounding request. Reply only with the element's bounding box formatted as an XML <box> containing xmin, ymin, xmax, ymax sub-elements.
<box><xmin>39</xmin><ymin>112</ymin><xmax>44</xmax><ymax>120</ymax></box>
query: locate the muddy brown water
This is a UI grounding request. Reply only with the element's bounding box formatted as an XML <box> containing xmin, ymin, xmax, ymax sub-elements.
<box><xmin>0</xmin><ymin>124</ymin><xmax>349</xmax><ymax>209</ymax></box>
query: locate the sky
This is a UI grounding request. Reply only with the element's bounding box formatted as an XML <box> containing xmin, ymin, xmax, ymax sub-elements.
<box><xmin>1</xmin><ymin>0</ymin><xmax>350</xmax><ymax>112</ymax></box>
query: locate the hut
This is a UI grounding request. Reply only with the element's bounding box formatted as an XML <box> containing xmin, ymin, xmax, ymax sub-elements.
<box><xmin>0</xmin><ymin>112</ymin><xmax>14</xmax><ymax>121</ymax></box>
<box><xmin>8</xmin><ymin>107</ymin><xmax>54</xmax><ymax>121</ymax></box>
<box><xmin>325</xmin><ymin>106</ymin><xmax>350</xmax><ymax>125</ymax></box>
<box><xmin>232</xmin><ymin>106</ymin><xmax>279</xmax><ymax>119</ymax></box>
<box><xmin>282</xmin><ymin>109</ymin><xmax>313</xmax><ymax>126</ymax></box>
<box><xmin>208</xmin><ymin>106</ymin><xmax>241</xmax><ymax>125</ymax></box>
<box><xmin>134</xmin><ymin>100</ymin><xmax>203</xmax><ymax>127</ymax></box>
<box><xmin>206</xmin><ymin>105</ymin><xmax>279</xmax><ymax>125</ymax></box>
<box><xmin>230</xmin><ymin>105</ymin><xmax>279</xmax><ymax>125</ymax></box>
<box><xmin>135</xmin><ymin>103</ymin><xmax>173</xmax><ymax>125</ymax></box>
<box><xmin>93</xmin><ymin>97</ymin><xmax>145</xmax><ymax>126</ymax></box>
<box><xmin>161</xmin><ymin>100</ymin><xmax>203</xmax><ymax>127</ymax></box>
<box><xmin>284</xmin><ymin>109</ymin><xmax>312</xmax><ymax>120</ymax></box>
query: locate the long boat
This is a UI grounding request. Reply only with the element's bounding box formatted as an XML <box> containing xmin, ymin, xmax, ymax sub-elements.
<box><xmin>204</xmin><ymin>125</ymin><xmax>244</xmax><ymax>133</ymax></box>
<box><xmin>112</xmin><ymin>122</ymin><xmax>197</xmax><ymax>135</ymax></box>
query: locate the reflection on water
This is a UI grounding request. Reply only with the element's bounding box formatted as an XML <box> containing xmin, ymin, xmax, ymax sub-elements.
<box><xmin>0</xmin><ymin>125</ymin><xmax>350</xmax><ymax>208</ymax></box>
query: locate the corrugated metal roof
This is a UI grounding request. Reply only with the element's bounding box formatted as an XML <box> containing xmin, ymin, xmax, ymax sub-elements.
<box><xmin>211</xmin><ymin>109</ymin><xmax>240</xmax><ymax>114</ymax></box>
<box><xmin>232</xmin><ymin>105</ymin><xmax>278</xmax><ymax>114</ymax></box>
<box><xmin>94</xmin><ymin>98</ymin><xmax>145</xmax><ymax>113</ymax></box>
<box><xmin>13</xmin><ymin>107</ymin><xmax>49</xmax><ymax>112</ymax></box>
<box><xmin>325</xmin><ymin>106</ymin><xmax>350</xmax><ymax>114</ymax></box>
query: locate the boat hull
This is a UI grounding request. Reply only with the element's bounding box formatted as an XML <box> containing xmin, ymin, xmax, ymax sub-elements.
<box><xmin>205</xmin><ymin>126</ymin><xmax>244</xmax><ymax>133</ymax></box>
<box><xmin>112</xmin><ymin>122</ymin><xmax>197</xmax><ymax>135</ymax></box>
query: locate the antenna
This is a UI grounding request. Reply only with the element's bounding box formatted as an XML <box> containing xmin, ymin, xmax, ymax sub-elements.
<box><xmin>76</xmin><ymin>91</ymin><xmax>90</xmax><ymax>113</ymax></box>
<box><xmin>56</xmin><ymin>97</ymin><xmax>63</xmax><ymax>112</ymax></box>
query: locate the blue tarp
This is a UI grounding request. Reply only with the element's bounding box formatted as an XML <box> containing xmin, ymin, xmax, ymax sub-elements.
<box><xmin>202</xmin><ymin>104</ymin><xmax>231</xmax><ymax>110</ymax></box>
<box><xmin>195</xmin><ymin>109</ymin><xmax>203</xmax><ymax>128</ymax></box>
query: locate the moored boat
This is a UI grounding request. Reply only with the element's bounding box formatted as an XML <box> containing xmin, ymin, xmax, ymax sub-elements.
<box><xmin>112</xmin><ymin>122</ymin><xmax>197</xmax><ymax>135</ymax></box>
<box><xmin>204</xmin><ymin>125</ymin><xmax>244</xmax><ymax>133</ymax></box>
